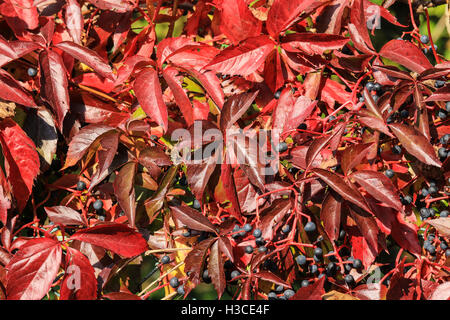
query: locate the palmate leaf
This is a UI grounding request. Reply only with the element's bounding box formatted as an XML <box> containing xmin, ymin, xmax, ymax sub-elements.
<box><xmin>70</xmin><ymin>223</ymin><xmax>148</xmax><ymax>258</ymax></box>
<box><xmin>6</xmin><ymin>238</ymin><xmax>62</xmax><ymax>300</ymax></box>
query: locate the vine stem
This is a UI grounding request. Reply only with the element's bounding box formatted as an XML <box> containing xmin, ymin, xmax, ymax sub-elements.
<box><xmin>425</xmin><ymin>8</ymin><xmax>442</xmax><ymax>64</ymax></box>
<box><xmin>138</xmin><ymin>260</ymin><xmax>184</xmax><ymax>296</ymax></box>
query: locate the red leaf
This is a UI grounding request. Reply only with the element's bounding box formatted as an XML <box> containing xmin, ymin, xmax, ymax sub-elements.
<box><xmin>0</xmin><ymin>40</ymin><xmax>41</xmax><ymax>67</ymax></box>
<box><xmin>256</xmin><ymin>271</ymin><xmax>290</xmax><ymax>288</ymax></box>
<box><xmin>429</xmin><ymin>282</ymin><xmax>450</xmax><ymax>300</ymax></box>
<box><xmin>266</xmin><ymin>0</ymin><xmax>329</xmax><ymax>39</ymax></box>
<box><xmin>1</xmin><ymin>0</ymin><xmax>39</xmax><ymax>31</ymax></box>
<box><xmin>217</xmin><ymin>0</ymin><xmax>262</xmax><ymax>45</ymax></box>
<box><xmin>227</xmin><ymin>133</ymin><xmax>266</xmax><ymax>191</ymax></box>
<box><xmin>6</xmin><ymin>238</ymin><xmax>62</xmax><ymax>300</ymax></box>
<box><xmin>70</xmin><ymin>223</ymin><xmax>148</xmax><ymax>258</ymax></box>
<box><xmin>208</xmin><ymin>240</ymin><xmax>226</xmax><ymax>298</ymax></box>
<box><xmin>185</xmin><ymin>238</ymin><xmax>215</xmax><ymax>286</ymax></box>
<box><xmin>348</xmin><ymin>205</ymin><xmax>380</xmax><ymax>255</ymax></box>
<box><xmin>389</xmin><ymin>123</ymin><xmax>441</xmax><ymax>167</ymax></box>
<box><xmin>55</xmin><ymin>41</ymin><xmax>115</xmax><ymax>80</ymax></box>
<box><xmin>187</xmin><ymin>68</ymin><xmax>225</xmax><ymax>109</ymax></box>
<box><xmin>391</xmin><ymin>213</ymin><xmax>421</xmax><ymax>256</ymax></box>
<box><xmin>340</xmin><ymin>142</ymin><xmax>373</xmax><ymax>175</ymax></box>
<box><xmin>220</xmin><ymin>163</ymin><xmax>242</xmax><ymax>221</ymax></box>
<box><xmin>85</xmin><ymin>0</ymin><xmax>135</xmax><ymax>13</ymax></box>
<box><xmin>60</xmin><ymin>247</ymin><xmax>97</xmax><ymax>300</ymax></box>
<box><xmin>0</xmin><ymin>69</ymin><xmax>35</xmax><ymax>107</ymax></box>
<box><xmin>170</xmin><ymin>205</ymin><xmax>217</xmax><ymax>234</ymax></box>
<box><xmin>90</xmin><ymin>131</ymin><xmax>120</xmax><ymax>190</ymax></box>
<box><xmin>39</xmin><ymin>49</ymin><xmax>70</xmax><ymax>130</ymax></box>
<box><xmin>272</xmin><ymin>90</ymin><xmax>317</xmax><ymax>138</ymax></box>
<box><xmin>134</xmin><ymin>68</ymin><xmax>168</xmax><ymax>132</ymax></box>
<box><xmin>426</xmin><ymin>218</ymin><xmax>450</xmax><ymax>237</ymax></box>
<box><xmin>63</xmin><ymin>124</ymin><xmax>115</xmax><ymax>169</ymax></box>
<box><xmin>321</xmin><ymin>191</ymin><xmax>342</xmax><ymax>242</ymax></box>
<box><xmin>204</xmin><ymin>35</ymin><xmax>274</xmax><ymax>76</ymax></box>
<box><xmin>259</xmin><ymin>199</ymin><xmax>291</xmax><ymax>241</ymax></box>
<box><xmin>379</xmin><ymin>40</ymin><xmax>433</xmax><ymax>74</ymax></box>
<box><xmin>65</xmin><ymin>0</ymin><xmax>84</xmax><ymax>44</ymax></box>
<box><xmin>305</xmin><ymin>123</ymin><xmax>344</xmax><ymax>169</ymax></box>
<box><xmin>282</xmin><ymin>33</ymin><xmax>349</xmax><ymax>55</ymax></box>
<box><xmin>162</xmin><ymin>67</ymin><xmax>194</xmax><ymax>126</ymax></box>
<box><xmin>220</xmin><ymin>91</ymin><xmax>259</xmax><ymax>132</ymax></box>
<box><xmin>0</xmin><ymin>118</ymin><xmax>39</xmax><ymax>212</ymax></box>
<box><xmin>350</xmin><ymin>170</ymin><xmax>403</xmax><ymax>212</ymax></box>
<box><xmin>45</xmin><ymin>206</ymin><xmax>85</xmax><ymax>226</ymax></box>
<box><xmin>348</xmin><ymin>0</ymin><xmax>375</xmax><ymax>53</ymax></box>
<box><xmin>290</xmin><ymin>276</ymin><xmax>326</xmax><ymax>300</ymax></box>
<box><xmin>425</xmin><ymin>84</ymin><xmax>450</xmax><ymax>102</ymax></box>
<box><xmin>113</xmin><ymin>162</ymin><xmax>136</xmax><ymax>228</ymax></box>
<box><xmin>186</xmin><ymin>153</ymin><xmax>218</xmax><ymax>204</ymax></box>
<box><xmin>312</xmin><ymin>168</ymin><xmax>372</xmax><ymax>214</ymax></box>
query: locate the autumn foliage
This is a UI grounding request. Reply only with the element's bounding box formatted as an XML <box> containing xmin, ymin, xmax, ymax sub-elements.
<box><xmin>0</xmin><ymin>0</ymin><xmax>449</xmax><ymax>301</ymax></box>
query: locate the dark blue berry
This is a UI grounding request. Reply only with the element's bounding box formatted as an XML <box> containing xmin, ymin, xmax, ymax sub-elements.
<box><xmin>304</xmin><ymin>221</ymin><xmax>316</xmax><ymax>232</ymax></box>
<box><xmin>255</xmin><ymin>237</ymin><xmax>265</xmax><ymax>246</ymax></box>
<box><xmin>392</xmin><ymin>145</ymin><xmax>402</xmax><ymax>154</ymax></box>
<box><xmin>76</xmin><ymin>181</ymin><xmax>86</xmax><ymax>191</ymax></box>
<box><xmin>258</xmin><ymin>246</ymin><xmax>267</xmax><ymax>253</ymax></box>
<box><xmin>177</xmin><ymin>285</ymin><xmax>185</xmax><ymax>295</ymax></box>
<box><xmin>274</xmin><ymin>285</ymin><xmax>284</xmax><ymax>293</ymax></box>
<box><xmin>182</xmin><ymin>230</ymin><xmax>191</xmax><ymax>237</ymax></box>
<box><xmin>281</xmin><ymin>224</ymin><xmax>290</xmax><ymax>234</ymax></box>
<box><xmin>298</xmin><ymin>123</ymin><xmax>307</xmax><ymax>130</ymax></box>
<box><xmin>420</xmin><ymin>207</ymin><xmax>430</xmax><ymax>218</ymax></box>
<box><xmin>344</xmin><ymin>274</ymin><xmax>354</xmax><ymax>284</ymax></box>
<box><xmin>420</xmin><ymin>35</ymin><xmax>429</xmax><ymax>44</ymax></box>
<box><xmin>428</xmin><ymin>185</ymin><xmax>438</xmax><ymax>195</ymax></box>
<box><xmin>309</xmin><ymin>264</ymin><xmax>318</xmax><ymax>274</ymax></box>
<box><xmin>27</xmin><ymin>67</ymin><xmax>37</xmax><ymax>77</ymax></box>
<box><xmin>253</xmin><ymin>228</ymin><xmax>262</xmax><ymax>238</ymax></box>
<box><xmin>276</xmin><ymin>142</ymin><xmax>288</xmax><ymax>153</ymax></box>
<box><xmin>295</xmin><ymin>255</ymin><xmax>307</xmax><ymax>266</ymax></box>
<box><xmin>446</xmin><ymin>249</ymin><xmax>450</xmax><ymax>258</ymax></box>
<box><xmin>243</xmin><ymin>223</ymin><xmax>252</xmax><ymax>232</ymax></box>
<box><xmin>353</xmin><ymin>259</ymin><xmax>362</xmax><ymax>269</ymax></box>
<box><xmin>313</xmin><ymin>247</ymin><xmax>323</xmax><ymax>257</ymax></box>
<box><xmin>161</xmin><ymin>255</ymin><xmax>170</xmax><ymax>264</ymax></box>
<box><xmin>192</xmin><ymin>199</ymin><xmax>201</xmax><ymax>209</ymax></box>
<box><xmin>373</xmin><ymin>83</ymin><xmax>382</xmax><ymax>91</ymax></box>
<box><xmin>301</xmin><ymin>280</ymin><xmax>310</xmax><ymax>287</ymax></box>
<box><xmin>245</xmin><ymin>245</ymin><xmax>254</xmax><ymax>254</ymax></box>
<box><xmin>268</xmin><ymin>291</ymin><xmax>277</xmax><ymax>300</ymax></box>
<box><xmin>426</xmin><ymin>245</ymin><xmax>436</xmax><ymax>255</ymax></box>
<box><xmin>401</xmin><ymin>195</ymin><xmax>412</xmax><ymax>205</ymax></box>
<box><xmin>446</xmin><ymin>102</ymin><xmax>450</xmax><ymax>112</ymax></box>
<box><xmin>438</xmin><ymin>148</ymin><xmax>448</xmax><ymax>159</ymax></box>
<box><xmin>230</xmin><ymin>270</ymin><xmax>240</xmax><ymax>279</ymax></box>
<box><xmin>93</xmin><ymin>200</ymin><xmax>103</xmax><ymax>211</ymax></box>
<box><xmin>169</xmin><ymin>277</ymin><xmax>179</xmax><ymax>288</ymax></box>
<box><xmin>435</xmin><ymin>80</ymin><xmax>445</xmax><ymax>88</ymax></box>
<box><xmin>366</xmin><ymin>82</ymin><xmax>375</xmax><ymax>91</ymax></box>
<box><xmin>283</xmin><ymin>289</ymin><xmax>295</xmax><ymax>299</ymax></box>
<box><xmin>274</xmin><ymin>89</ymin><xmax>282</xmax><ymax>99</ymax></box>
<box><xmin>440</xmin><ymin>210</ymin><xmax>449</xmax><ymax>218</ymax></box>
<box><xmin>202</xmin><ymin>269</ymin><xmax>212</xmax><ymax>283</ymax></box>
<box><xmin>400</xmin><ymin>109</ymin><xmax>409</xmax><ymax>118</ymax></box>
<box><xmin>385</xmin><ymin>169</ymin><xmax>394</xmax><ymax>178</ymax></box>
